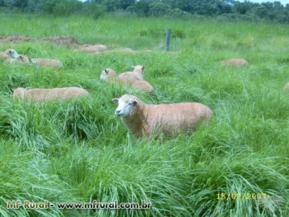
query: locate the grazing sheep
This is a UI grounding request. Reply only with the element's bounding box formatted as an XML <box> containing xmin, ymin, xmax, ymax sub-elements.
<box><xmin>13</xmin><ymin>87</ymin><xmax>89</xmax><ymax>102</ymax></box>
<box><xmin>100</xmin><ymin>68</ymin><xmax>154</xmax><ymax>93</ymax></box>
<box><xmin>31</xmin><ymin>58</ymin><xmax>63</xmax><ymax>68</ymax></box>
<box><xmin>118</xmin><ymin>65</ymin><xmax>145</xmax><ymax>83</ymax></box>
<box><xmin>220</xmin><ymin>58</ymin><xmax>248</xmax><ymax>66</ymax></box>
<box><xmin>113</xmin><ymin>94</ymin><xmax>213</xmax><ymax>137</ymax></box>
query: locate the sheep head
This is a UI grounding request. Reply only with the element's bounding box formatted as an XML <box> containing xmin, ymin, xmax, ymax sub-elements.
<box><xmin>7</xmin><ymin>49</ymin><xmax>20</xmax><ymax>59</ymax></box>
<box><xmin>100</xmin><ymin>68</ymin><xmax>117</xmax><ymax>81</ymax></box>
<box><xmin>132</xmin><ymin>65</ymin><xmax>144</xmax><ymax>74</ymax></box>
<box><xmin>112</xmin><ymin>94</ymin><xmax>139</xmax><ymax>117</ymax></box>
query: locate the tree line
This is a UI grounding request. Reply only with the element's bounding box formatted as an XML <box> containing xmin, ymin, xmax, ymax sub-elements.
<box><xmin>1</xmin><ymin>0</ymin><xmax>289</xmax><ymax>23</ymax></box>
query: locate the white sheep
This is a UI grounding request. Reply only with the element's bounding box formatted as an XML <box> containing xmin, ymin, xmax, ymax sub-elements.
<box><xmin>100</xmin><ymin>68</ymin><xmax>153</xmax><ymax>93</ymax></box>
<box><xmin>5</xmin><ymin>55</ymin><xmax>31</xmax><ymax>64</ymax></box>
<box><xmin>1</xmin><ymin>48</ymin><xmax>62</xmax><ymax>67</ymax></box>
<box><xmin>100</xmin><ymin>68</ymin><xmax>118</xmax><ymax>83</ymax></box>
<box><xmin>1</xmin><ymin>48</ymin><xmax>31</xmax><ymax>64</ymax></box>
<box><xmin>31</xmin><ymin>58</ymin><xmax>63</xmax><ymax>68</ymax></box>
<box><xmin>113</xmin><ymin>94</ymin><xmax>213</xmax><ymax>137</ymax></box>
<box><xmin>130</xmin><ymin>80</ymin><xmax>154</xmax><ymax>93</ymax></box>
<box><xmin>0</xmin><ymin>49</ymin><xmax>20</xmax><ymax>61</ymax></box>
<box><xmin>220</xmin><ymin>58</ymin><xmax>248</xmax><ymax>66</ymax></box>
<box><xmin>118</xmin><ymin>65</ymin><xmax>145</xmax><ymax>83</ymax></box>
<box><xmin>13</xmin><ymin>87</ymin><xmax>89</xmax><ymax>102</ymax></box>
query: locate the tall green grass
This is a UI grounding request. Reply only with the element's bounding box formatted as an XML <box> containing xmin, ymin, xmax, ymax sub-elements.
<box><xmin>0</xmin><ymin>13</ymin><xmax>289</xmax><ymax>217</ymax></box>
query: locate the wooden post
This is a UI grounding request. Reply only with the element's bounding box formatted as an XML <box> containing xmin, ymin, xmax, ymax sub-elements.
<box><xmin>165</xmin><ymin>29</ymin><xmax>171</xmax><ymax>51</ymax></box>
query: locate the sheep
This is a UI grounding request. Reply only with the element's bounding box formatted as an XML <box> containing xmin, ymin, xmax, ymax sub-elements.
<box><xmin>220</xmin><ymin>58</ymin><xmax>248</xmax><ymax>66</ymax></box>
<box><xmin>100</xmin><ymin>68</ymin><xmax>118</xmax><ymax>83</ymax></box>
<box><xmin>112</xmin><ymin>94</ymin><xmax>213</xmax><ymax>137</ymax></box>
<box><xmin>6</xmin><ymin>49</ymin><xmax>20</xmax><ymax>59</ymax></box>
<box><xmin>13</xmin><ymin>87</ymin><xmax>89</xmax><ymax>102</ymax></box>
<box><xmin>107</xmin><ymin>48</ymin><xmax>136</xmax><ymax>54</ymax></box>
<box><xmin>5</xmin><ymin>54</ymin><xmax>31</xmax><ymax>64</ymax></box>
<box><xmin>77</xmin><ymin>44</ymin><xmax>107</xmax><ymax>54</ymax></box>
<box><xmin>31</xmin><ymin>58</ymin><xmax>63</xmax><ymax>68</ymax></box>
<box><xmin>1</xmin><ymin>48</ymin><xmax>62</xmax><ymax>67</ymax></box>
<box><xmin>100</xmin><ymin>68</ymin><xmax>154</xmax><ymax>93</ymax></box>
<box><xmin>113</xmin><ymin>48</ymin><xmax>135</xmax><ymax>53</ymax></box>
<box><xmin>0</xmin><ymin>49</ymin><xmax>19</xmax><ymax>61</ymax></box>
<box><xmin>130</xmin><ymin>80</ymin><xmax>154</xmax><ymax>93</ymax></box>
<box><xmin>118</xmin><ymin>65</ymin><xmax>145</xmax><ymax>83</ymax></box>
<box><xmin>0</xmin><ymin>51</ymin><xmax>10</xmax><ymax>61</ymax></box>
<box><xmin>0</xmin><ymin>48</ymin><xmax>31</xmax><ymax>64</ymax></box>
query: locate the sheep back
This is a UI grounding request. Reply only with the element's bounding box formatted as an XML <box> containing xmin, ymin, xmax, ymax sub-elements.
<box><xmin>13</xmin><ymin>87</ymin><xmax>89</xmax><ymax>102</ymax></box>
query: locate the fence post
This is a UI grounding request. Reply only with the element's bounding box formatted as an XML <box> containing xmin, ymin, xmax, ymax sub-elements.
<box><xmin>165</xmin><ymin>29</ymin><xmax>171</xmax><ymax>51</ymax></box>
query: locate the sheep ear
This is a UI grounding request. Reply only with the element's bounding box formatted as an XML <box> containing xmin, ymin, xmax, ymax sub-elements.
<box><xmin>141</xmin><ymin>66</ymin><xmax>144</xmax><ymax>73</ymax></box>
<box><xmin>104</xmin><ymin>69</ymin><xmax>109</xmax><ymax>74</ymax></box>
<box><xmin>112</xmin><ymin>98</ymin><xmax>119</xmax><ymax>104</ymax></box>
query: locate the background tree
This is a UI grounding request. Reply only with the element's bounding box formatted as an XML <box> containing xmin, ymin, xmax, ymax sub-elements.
<box><xmin>0</xmin><ymin>0</ymin><xmax>289</xmax><ymax>24</ymax></box>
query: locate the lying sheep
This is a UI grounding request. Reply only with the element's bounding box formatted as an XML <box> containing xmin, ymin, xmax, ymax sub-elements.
<box><xmin>31</xmin><ymin>58</ymin><xmax>63</xmax><ymax>68</ymax></box>
<box><xmin>118</xmin><ymin>65</ymin><xmax>145</xmax><ymax>83</ymax></box>
<box><xmin>130</xmin><ymin>80</ymin><xmax>154</xmax><ymax>93</ymax></box>
<box><xmin>1</xmin><ymin>48</ymin><xmax>62</xmax><ymax>67</ymax></box>
<box><xmin>220</xmin><ymin>58</ymin><xmax>248</xmax><ymax>66</ymax></box>
<box><xmin>0</xmin><ymin>48</ymin><xmax>31</xmax><ymax>64</ymax></box>
<box><xmin>0</xmin><ymin>49</ymin><xmax>20</xmax><ymax>61</ymax></box>
<box><xmin>5</xmin><ymin>54</ymin><xmax>31</xmax><ymax>64</ymax></box>
<box><xmin>100</xmin><ymin>68</ymin><xmax>153</xmax><ymax>93</ymax></box>
<box><xmin>100</xmin><ymin>68</ymin><xmax>118</xmax><ymax>83</ymax></box>
<box><xmin>13</xmin><ymin>87</ymin><xmax>89</xmax><ymax>102</ymax></box>
<box><xmin>77</xmin><ymin>44</ymin><xmax>107</xmax><ymax>54</ymax></box>
<box><xmin>113</xmin><ymin>94</ymin><xmax>213</xmax><ymax>137</ymax></box>
<box><xmin>110</xmin><ymin>48</ymin><xmax>135</xmax><ymax>54</ymax></box>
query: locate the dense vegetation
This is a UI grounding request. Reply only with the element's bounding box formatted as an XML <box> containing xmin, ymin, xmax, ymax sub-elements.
<box><xmin>0</xmin><ymin>13</ymin><xmax>289</xmax><ymax>216</ymax></box>
<box><xmin>1</xmin><ymin>0</ymin><xmax>289</xmax><ymax>23</ymax></box>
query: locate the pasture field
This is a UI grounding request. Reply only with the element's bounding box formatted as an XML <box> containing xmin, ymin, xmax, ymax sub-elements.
<box><xmin>0</xmin><ymin>13</ymin><xmax>289</xmax><ymax>217</ymax></box>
